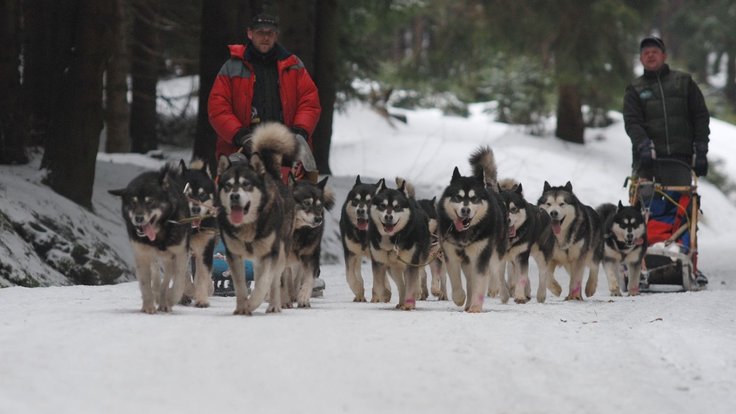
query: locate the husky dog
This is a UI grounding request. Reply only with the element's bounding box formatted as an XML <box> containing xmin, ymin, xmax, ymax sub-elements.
<box><xmin>179</xmin><ymin>159</ymin><xmax>218</xmax><ymax>308</ymax></box>
<box><xmin>339</xmin><ymin>176</ymin><xmax>391</xmax><ymax>302</ymax></box>
<box><xmin>216</xmin><ymin>122</ymin><xmax>297</xmax><ymax>315</ymax></box>
<box><xmin>537</xmin><ymin>181</ymin><xmax>603</xmax><ymax>300</ymax></box>
<box><xmin>499</xmin><ymin>183</ymin><xmax>557</xmax><ymax>303</ymax></box>
<box><xmin>437</xmin><ymin>147</ymin><xmax>508</xmax><ymax>312</ymax></box>
<box><xmin>109</xmin><ymin>164</ymin><xmax>190</xmax><ymax>314</ymax></box>
<box><xmin>368</xmin><ymin>178</ymin><xmax>431</xmax><ymax>310</ymax></box>
<box><xmin>597</xmin><ymin>202</ymin><xmax>647</xmax><ymax>296</ymax></box>
<box><xmin>283</xmin><ymin>176</ymin><xmax>335</xmax><ymax>308</ymax></box>
<box><xmin>417</xmin><ymin>197</ymin><xmax>447</xmax><ymax>300</ymax></box>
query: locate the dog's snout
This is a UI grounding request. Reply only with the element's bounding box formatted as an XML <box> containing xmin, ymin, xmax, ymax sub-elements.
<box><xmin>134</xmin><ymin>215</ymin><xmax>145</xmax><ymax>224</ymax></box>
<box><xmin>230</xmin><ymin>193</ymin><xmax>240</xmax><ymax>202</ymax></box>
<box><xmin>460</xmin><ymin>206</ymin><xmax>471</xmax><ymax>217</ymax></box>
<box><xmin>191</xmin><ymin>205</ymin><xmax>201</xmax><ymax>215</ymax></box>
<box><xmin>549</xmin><ymin>210</ymin><xmax>558</xmax><ymax>219</ymax></box>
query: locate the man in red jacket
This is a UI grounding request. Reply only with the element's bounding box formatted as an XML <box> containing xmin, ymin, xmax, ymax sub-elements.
<box><xmin>208</xmin><ymin>13</ymin><xmax>325</xmax><ymax>296</ymax></box>
<box><xmin>208</xmin><ymin>13</ymin><xmax>321</xmax><ymax>178</ymax></box>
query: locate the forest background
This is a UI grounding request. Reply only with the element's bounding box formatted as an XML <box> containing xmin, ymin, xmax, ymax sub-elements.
<box><xmin>1</xmin><ymin>0</ymin><xmax>736</xmax><ymax>210</ymax></box>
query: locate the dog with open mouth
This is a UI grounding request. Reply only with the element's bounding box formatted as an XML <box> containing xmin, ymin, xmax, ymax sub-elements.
<box><xmin>282</xmin><ymin>176</ymin><xmax>335</xmax><ymax>308</ymax></box>
<box><xmin>180</xmin><ymin>159</ymin><xmax>218</xmax><ymax>308</ymax></box>
<box><xmin>367</xmin><ymin>178</ymin><xmax>431</xmax><ymax>310</ymax></box>
<box><xmin>109</xmin><ymin>163</ymin><xmax>190</xmax><ymax>314</ymax></box>
<box><xmin>216</xmin><ymin>122</ymin><xmax>297</xmax><ymax>315</ymax></box>
<box><xmin>537</xmin><ymin>181</ymin><xmax>603</xmax><ymax>300</ymax></box>
<box><xmin>339</xmin><ymin>175</ymin><xmax>392</xmax><ymax>302</ymax></box>
<box><xmin>597</xmin><ymin>201</ymin><xmax>647</xmax><ymax>296</ymax></box>
<box><xmin>499</xmin><ymin>182</ymin><xmax>557</xmax><ymax>303</ymax></box>
<box><xmin>437</xmin><ymin>146</ymin><xmax>508</xmax><ymax>312</ymax></box>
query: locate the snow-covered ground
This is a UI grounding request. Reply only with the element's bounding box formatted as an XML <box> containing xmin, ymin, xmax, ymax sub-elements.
<box><xmin>1</xmin><ymin>100</ymin><xmax>736</xmax><ymax>414</ymax></box>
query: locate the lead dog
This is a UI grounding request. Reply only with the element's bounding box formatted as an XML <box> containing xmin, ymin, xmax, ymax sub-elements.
<box><xmin>537</xmin><ymin>181</ymin><xmax>603</xmax><ymax>300</ymax></box>
<box><xmin>368</xmin><ymin>178</ymin><xmax>431</xmax><ymax>310</ymax></box>
<box><xmin>109</xmin><ymin>163</ymin><xmax>190</xmax><ymax>314</ymax></box>
<box><xmin>437</xmin><ymin>147</ymin><xmax>508</xmax><ymax>312</ymax></box>
<box><xmin>216</xmin><ymin>122</ymin><xmax>296</xmax><ymax>315</ymax></box>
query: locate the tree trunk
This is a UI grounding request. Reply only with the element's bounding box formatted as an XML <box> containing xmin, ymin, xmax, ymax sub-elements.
<box><xmin>194</xmin><ymin>0</ymin><xmax>255</xmax><ymax>171</ymax></box>
<box><xmin>277</xmin><ymin>0</ymin><xmax>316</xmax><ymax>74</ymax></box>
<box><xmin>555</xmin><ymin>83</ymin><xmax>584</xmax><ymax>144</ymax></box>
<box><xmin>0</xmin><ymin>0</ymin><xmax>29</xmax><ymax>164</ymax></box>
<box><xmin>312</xmin><ymin>0</ymin><xmax>338</xmax><ymax>174</ymax></box>
<box><xmin>42</xmin><ymin>0</ymin><xmax>114</xmax><ymax>209</ymax></box>
<box><xmin>22</xmin><ymin>0</ymin><xmax>56</xmax><ymax>147</ymax></box>
<box><xmin>104</xmin><ymin>0</ymin><xmax>131</xmax><ymax>153</ymax></box>
<box><xmin>726</xmin><ymin>45</ymin><xmax>736</xmax><ymax>108</ymax></box>
<box><xmin>129</xmin><ymin>0</ymin><xmax>160</xmax><ymax>154</ymax></box>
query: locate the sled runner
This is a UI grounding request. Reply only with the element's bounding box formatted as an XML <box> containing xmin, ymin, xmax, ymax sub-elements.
<box><xmin>629</xmin><ymin>159</ymin><xmax>704</xmax><ymax>292</ymax></box>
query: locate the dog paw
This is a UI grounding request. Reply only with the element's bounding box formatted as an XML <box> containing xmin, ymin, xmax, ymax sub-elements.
<box><xmin>536</xmin><ymin>293</ymin><xmax>546</xmax><ymax>304</ymax></box>
<box><xmin>564</xmin><ymin>294</ymin><xmax>584</xmax><ymax>301</ymax></box>
<box><xmin>396</xmin><ymin>302</ymin><xmax>415</xmax><ymax>311</ymax></box>
<box><xmin>266</xmin><ymin>305</ymin><xmax>282</xmax><ymax>313</ymax></box>
<box><xmin>179</xmin><ymin>295</ymin><xmax>193</xmax><ymax>306</ymax></box>
<box><xmin>158</xmin><ymin>304</ymin><xmax>172</xmax><ymax>313</ymax></box>
<box><xmin>514</xmin><ymin>296</ymin><xmax>529</xmax><ymax>304</ymax></box>
<box><xmin>548</xmin><ymin>279</ymin><xmax>562</xmax><ymax>296</ymax></box>
<box><xmin>466</xmin><ymin>304</ymin><xmax>483</xmax><ymax>313</ymax></box>
<box><xmin>141</xmin><ymin>305</ymin><xmax>157</xmax><ymax>314</ymax></box>
<box><xmin>436</xmin><ymin>292</ymin><xmax>448</xmax><ymax>301</ymax></box>
<box><xmin>353</xmin><ymin>296</ymin><xmax>367</xmax><ymax>302</ymax></box>
<box><xmin>233</xmin><ymin>307</ymin><xmax>252</xmax><ymax>316</ymax></box>
<box><xmin>297</xmin><ymin>301</ymin><xmax>311</xmax><ymax>308</ymax></box>
<box><xmin>628</xmin><ymin>287</ymin><xmax>640</xmax><ymax>296</ymax></box>
<box><xmin>487</xmin><ymin>288</ymin><xmax>499</xmax><ymax>298</ymax></box>
<box><xmin>609</xmin><ymin>290</ymin><xmax>623</xmax><ymax>297</ymax></box>
<box><xmin>194</xmin><ymin>300</ymin><xmax>210</xmax><ymax>308</ymax></box>
<box><xmin>452</xmin><ymin>290</ymin><xmax>466</xmax><ymax>307</ymax></box>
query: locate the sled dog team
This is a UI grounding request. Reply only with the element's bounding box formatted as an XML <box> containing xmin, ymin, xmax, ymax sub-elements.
<box><xmin>111</xmin><ymin>123</ymin><xmax>646</xmax><ymax>315</ymax></box>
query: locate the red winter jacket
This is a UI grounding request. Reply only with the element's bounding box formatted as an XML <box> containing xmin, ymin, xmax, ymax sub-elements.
<box><xmin>208</xmin><ymin>44</ymin><xmax>321</xmax><ymax>159</ymax></box>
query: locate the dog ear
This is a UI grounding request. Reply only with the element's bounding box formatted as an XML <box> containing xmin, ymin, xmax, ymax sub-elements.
<box><xmin>543</xmin><ymin>181</ymin><xmax>551</xmax><ymax>192</ymax></box>
<box><xmin>516</xmin><ymin>183</ymin><xmax>524</xmax><ymax>195</ymax></box>
<box><xmin>618</xmin><ymin>200</ymin><xmax>625</xmax><ymax>210</ymax></box>
<box><xmin>451</xmin><ymin>167</ymin><xmax>462</xmax><ymax>182</ymax></box>
<box><xmin>108</xmin><ymin>188</ymin><xmax>126</xmax><ymax>197</ymax></box>
<box><xmin>179</xmin><ymin>159</ymin><xmax>188</xmax><ymax>173</ymax></box>
<box><xmin>317</xmin><ymin>176</ymin><xmax>329</xmax><ymax>190</ymax></box>
<box><xmin>322</xmin><ymin>180</ymin><xmax>337</xmax><ymax>212</ymax></box>
<box><xmin>355</xmin><ymin>175</ymin><xmax>362</xmax><ymax>185</ymax></box>
<box><xmin>217</xmin><ymin>155</ymin><xmax>231</xmax><ymax>176</ymax></box>
<box><xmin>250</xmin><ymin>152</ymin><xmax>267</xmax><ymax>175</ymax></box>
<box><xmin>375</xmin><ymin>178</ymin><xmax>386</xmax><ymax>194</ymax></box>
<box><xmin>564</xmin><ymin>181</ymin><xmax>573</xmax><ymax>192</ymax></box>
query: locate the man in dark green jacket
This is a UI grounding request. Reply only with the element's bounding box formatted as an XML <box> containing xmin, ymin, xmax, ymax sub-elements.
<box><xmin>623</xmin><ymin>36</ymin><xmax>710</xmax><ymax>286</ymax></box>
<box><xmin>623</xmin><ymin>36</ymin><xmax>710</xmax><ymax>178</ymax></box>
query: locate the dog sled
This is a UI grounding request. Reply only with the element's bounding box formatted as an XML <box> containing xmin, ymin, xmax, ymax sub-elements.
<box><xmin>629</xmin><ymin>158</ymin><xmax>704</xmax><ymax>292</ymax></box>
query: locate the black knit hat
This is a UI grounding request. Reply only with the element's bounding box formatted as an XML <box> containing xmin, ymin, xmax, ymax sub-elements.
<box><xmin>250</xmin><ymin>13</ymin><xmax>279</xmax><ymax>30</ymax></box>
<box><xmin>640</xmin><ymin>36</ymin><xmax>665</xmax><ymax>52</ymax></box>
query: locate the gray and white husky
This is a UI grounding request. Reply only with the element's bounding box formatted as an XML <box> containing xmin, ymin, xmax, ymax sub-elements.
<box><xmin>537</xmin><ymin>181</ymin><xmax>603</xmax><ymax>300</ymax></box>
<box><xmin>597</xmin><ymin>202</ymin><xmax>647</xmax><ymax>296</ymax></box>
<box><xmin>437</xmin><ymin>147</ymin><xmax>508</xmax><ymax>312</ymax></box>
<box><xmin>216</xmin><ymin>122</ymin><xmax>297</xmax><ymax>315</ymax></box>
<box><xmin>109</xmin><ymin>163</ymin><xmax>190</xmax><ymax>314</ymax></box>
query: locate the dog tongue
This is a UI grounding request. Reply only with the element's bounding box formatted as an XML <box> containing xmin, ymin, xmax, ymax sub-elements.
<box><xmin>634</xmin><ymin>237</ymin><xmax>644</xmax><ymax>245</ymax></box>
<box><xmin>509</xmin><ymin>225</ymin><xmax>516</xmax><ymax>238</ymax></box>
<box><xmin>552</xmin><ymin>221</ymin><xmax>561</xmax><ymax>235</ymax></box>
<box><xmin>453</xmin><ymin>219</ymin><xmax>466</xmax><ymax>232</ymax></box>
<box><xmin>143</xmin><ymin>224</ymin><xmax>157</xmax><ymax>241</ymax></box>
<box><xmin>230</xmin><ymin>207</ymin><xmax>244</xmax><ymax>224</ymax></box>
<box><xmin>357</xmin><ymin>220</ymin><xmax>368</xmax><ymax>231</ymax></box>
<box><xmin>191</xmin><ymin>220</ymin><xmax>201</xmax><ymax>229</ymax></box>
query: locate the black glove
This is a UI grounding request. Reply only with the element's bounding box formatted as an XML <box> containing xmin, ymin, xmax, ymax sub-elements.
<box><xmin>638</xmin><ymin>138</ymin><xmax>655</xmax><ymax>170</ymax></box>
<box><xmin>232</xmin><ymin>127</ymin><xmax>252</xmax><ymax>152</ymax></box>
<box><xmin>291</xmin><ymin>127</ymin><xmax>308</xmax><ymax>143</ymax></box>
<box><xmin>693</xmin><ymin>142</ymin><xmax>708</xmax><ymax>177</ymax></box>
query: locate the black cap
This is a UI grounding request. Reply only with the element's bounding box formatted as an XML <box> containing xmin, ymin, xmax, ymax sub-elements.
<box><xmin>250</xmin><ymin>13</ymin><xmax>279</xmax><ymax>30</ymax></box>
<box><xmin>640</xmin><ymin>36</ymin><xmax>665</xmax><ymax>52</ymax></box>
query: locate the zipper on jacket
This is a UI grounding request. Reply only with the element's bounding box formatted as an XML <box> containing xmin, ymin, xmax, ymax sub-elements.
<box><xmin>656</xmin><ymin>73</ymin><xmax>671</xmax><ymax>154</ymax></box>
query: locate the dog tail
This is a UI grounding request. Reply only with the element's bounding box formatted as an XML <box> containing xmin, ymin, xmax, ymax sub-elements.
<box><xmin>595</xmin><ymin>203</ymin><xmax>617</xmax><ymax>224</ymax></box>
<box><xmin>251</xmin><ymin>122</ymin><xmax>298</xmax><ymax>177</ymax></box>
<box><xmin>469</xmin><ymin>146</ymin><xmax>498</xmax><ymax>191</ymax></box>
<box><xmin>395</xmin><ymin>177</ymin><xmax>416</xmax><ymax>198</ymax></box>
<box><xmin>498</xmin><ymin>178</ymin><xmax>520</xmax><ymax>194</ymax></box>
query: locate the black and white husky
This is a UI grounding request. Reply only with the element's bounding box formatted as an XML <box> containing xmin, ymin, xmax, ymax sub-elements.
<box><xmin>597</xmin><ymin>202</ymin><xmax>647</xmax><ymax>296</ymax></box>
<box><xmin>216</xmin><ymin>122</ymin><xmax>296</xmax><ymax>315</ymax></box>
<box><xmin>339</xmin><ymin>176</ymin><xmax>391</xmax><ymax>302</ymax></box>
<box><xmin>283</xmin><ymin>176</ymin><xmax>335</xmax><ymax>308</ymax></box>
<box><xmin>437</xmin><ymin>147</ymin><xmax>508</xmax><ymax>312</ymax></box>
<box><xmin>109</xmin><ymin>164</ymin><xmax>190</xmax><ymax>314</ymax></box>
<box><xmin>537</xmin><ymin>181</ymin><xmax>603</xmax><ymax>300</ymax></box>
<box><xmin>368</xmin><ymin>178</ymin><xmax>431</xmax><ymax>310</ymax></box>
<box><xmin>499</xmin><ymin>183</ymin><xmax>556</xmax><ymax>303</ymax></box>
<box><xmin>180</xmin><ymin>159</ymin><xmax>218</xmax><ymax>308</ymax></box>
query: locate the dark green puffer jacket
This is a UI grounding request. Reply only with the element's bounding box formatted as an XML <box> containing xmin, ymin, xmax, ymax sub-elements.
<box><xmin>623</xmin><ymin>64</ymin><xmax>710</xmax><ymax>171</ymax></box>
